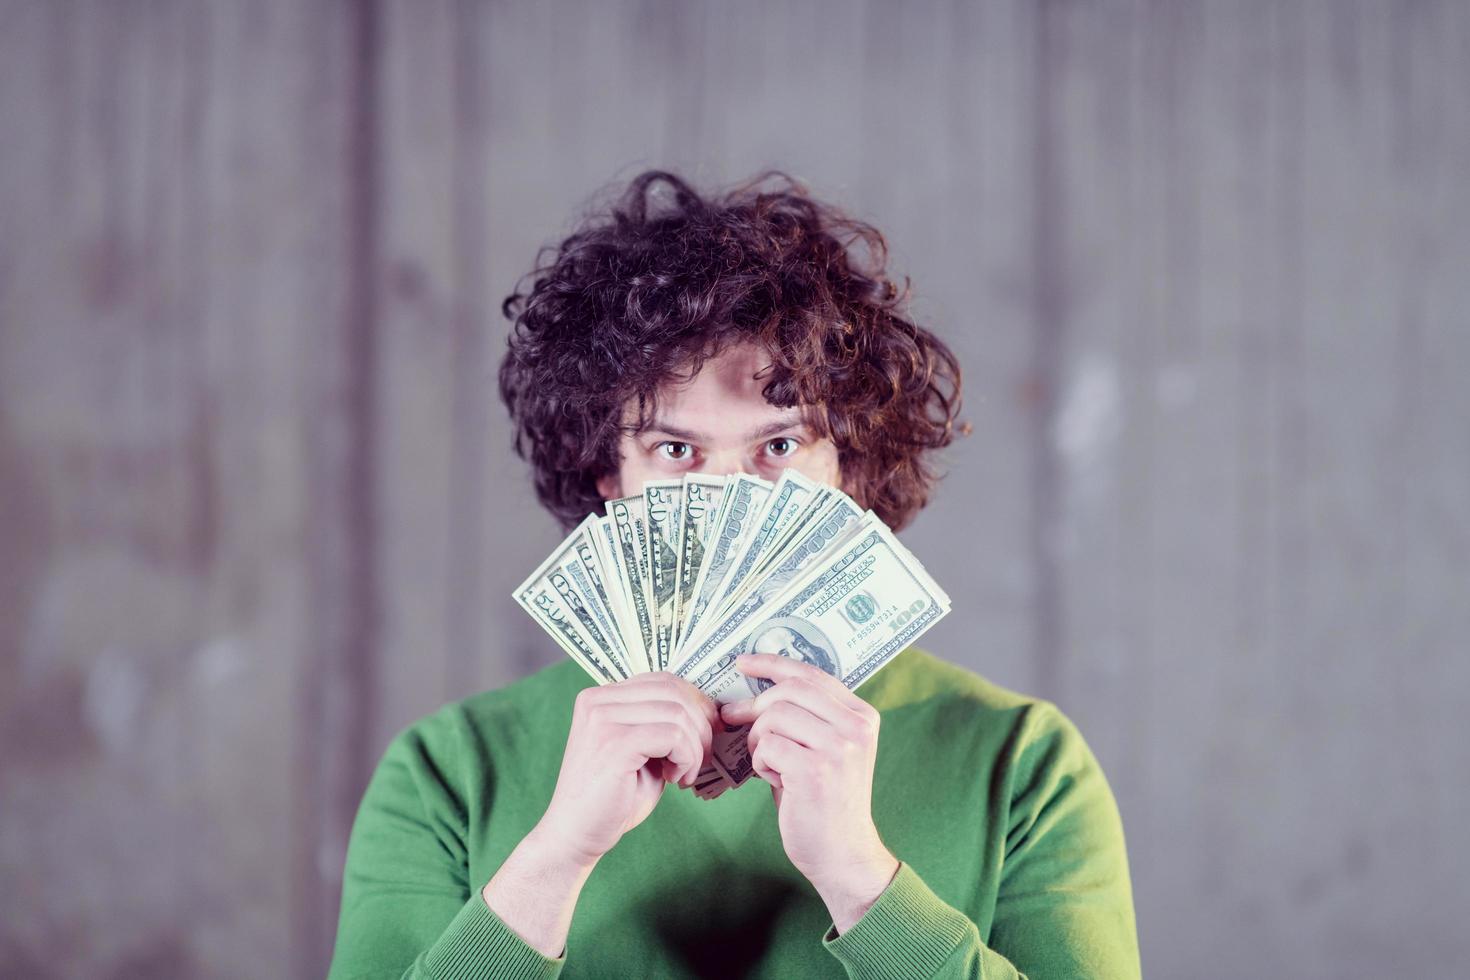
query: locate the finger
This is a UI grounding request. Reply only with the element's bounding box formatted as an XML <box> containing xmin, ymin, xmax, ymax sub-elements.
<box><xmin>747</xmin><ymin>725</ymin><xmax>782</xmax><ymax>789</ymax></box>
<box><xmin>616</xmin><ymin>721</ymin><xmax>700</xmax><ymax>785</ymax></box>
<box><xmin>622</xmin><ymin>671</ymin><xmax>721</xmax><ymax>731</ymax></box>
<box><xmin>750</xmin><ymin>731</ymin><xmax>805</xmax><ymax>787</ymax></box>
<box><xmin>718</xmin><ymin>698</ymin><xmax>755</xmax><ymax>725</ymax></box>
<box><xmin>735</xmin><ymin>652</ymin><xmax>850</xmax><ymax>698</ymax></box>
<box><xmin>752</xmin><ymin>756</ymin><xmax>782</xmax><ymax>790</ymax></box>
<box><xmin>581</xmin><ymin>677</ymin><xmax>716</xmax><ymax>749</ymax></box>
<box><xmin>746</xmin><ymin>702</ymin><xmax>829</xmax><ymax>764</ymax></box>
<box><xmin>748</xmin><ymin>700</ymin><xmax>828</xmax><ymax>754</ymax></box>
<box><xmin>595</xmin><ymin>705</ymin><xmax>704</xmax><ymax>783</ymax></box>
<box><xmin>720</xmin><ymin>675</ymin><xmax>863</xmax><ymax>731</ymax></box>
<box><xmin>588</xmin><ymin>699</ymin><xmax>704</xmax><ymax>758</ymax></box>
<box><xmin>665</xmin><ymin>675</ymin><xmax>722</xmax><ymax>729</ymax></box>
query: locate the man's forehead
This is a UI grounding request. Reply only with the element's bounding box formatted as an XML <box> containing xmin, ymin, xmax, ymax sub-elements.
<box><xmin>616</xmin><ymin>341</ymin><xmax>812</xmax><ymax>439</ymax></box>
<box><xmin>675</xmin><ymin>339</ymin><xmax>774</xmax><ymax>394</ymax></box>
<box><xmin>636</xmin><ymin>404</ymin><xmax>807</xmax><ymax>443</ymax></box>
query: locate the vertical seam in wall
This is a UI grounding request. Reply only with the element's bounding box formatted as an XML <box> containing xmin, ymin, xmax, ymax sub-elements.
<box><xmin>293</xmin><ymin>1</ymin><xmax>381</xmax><ymax>976</ymax></box>
<box><xmin>338</xmin><ymin>0</ymin><xmax>382</xmax><ymax>911</ymax></box>
<box><xmin>1272</xmin><ymin>0</ymin><xmax>1304</xmax><ymax>705</ymax></box>
<box><xmin>1028</xmin><ymin>0</ymin><xmax>1065</xmax><ymax>703</ymax></box>
<box><xmin>449</xmin><ymin>0</ymin><xmax>488</xmax><ymax>697</ymax></box>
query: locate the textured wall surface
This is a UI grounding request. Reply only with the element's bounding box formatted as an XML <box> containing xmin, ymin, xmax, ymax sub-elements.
<box><xmin>2</xmin><ymin>1</ymin><xmax>1467</xmax><ymax>976</ymax></box>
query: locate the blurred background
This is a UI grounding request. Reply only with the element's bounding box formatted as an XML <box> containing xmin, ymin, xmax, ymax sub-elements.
<box><xmin>2</xmin><ymin>1</ymin><xmax>1467</xmax><ymax>976</ymax></box>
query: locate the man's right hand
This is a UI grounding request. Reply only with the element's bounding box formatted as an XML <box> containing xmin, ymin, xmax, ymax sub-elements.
<box><xmin>482</xmin><ymin>671</ymin><xmax>718</xmax><ymax>957</ymax></box>
<box><xmin>538</xmin><ymin>670</ymin><xmax>719</xmax><ymax>862</ymax></box>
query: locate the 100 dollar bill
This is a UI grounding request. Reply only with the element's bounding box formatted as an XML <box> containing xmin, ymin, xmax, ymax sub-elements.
<box><xmin>672</xmin><ymin>476</ymin><xmax>726</xmax><ymax>651</ymax></box>
<box><xmin>679</xmin><ymin>474</ymin><xmax>773</xmax><ymax>646</ymax></box>
<box><xmin>512</xmin><ymin>523</ymin><xmax>633</xmax><ymax>685</ymax></box>
<box><xmin>644</xmin><ymin>481</ymin><xmax>684</xmax><ymax>672</ymax></box>
<box><xmin>682</xmin><ymin>520</ymin><xmax>951</xmax><ymax>786</ymax></box>
<box><xmin>675</xmin><ymin>494</ymin><xmax>866</xmax><ymax>672</ymax></box>
<box><xmin>606</xmin><ymin>496</ymin><xmax>656</xmax><ymax>672</ymax></box>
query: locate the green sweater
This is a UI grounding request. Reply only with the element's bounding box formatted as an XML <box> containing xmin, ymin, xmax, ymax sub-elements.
<box><xmin>327</xmin><ymin>647</ymin><xmax>1141</xmax><ymax>979</ymax></box>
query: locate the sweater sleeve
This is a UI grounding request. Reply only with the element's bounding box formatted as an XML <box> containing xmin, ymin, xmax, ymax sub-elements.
<box><xmin>326</xmin><ymin>720</ymin><xmax>564</xmax><ymax>980</ymax></box>
<box><xmin>821</xmin><ymin>702</ymin><xmax>1141</xmax><ymax>979</ymax></box>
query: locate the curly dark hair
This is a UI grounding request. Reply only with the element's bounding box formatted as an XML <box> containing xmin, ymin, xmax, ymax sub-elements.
<box><xmin>498</xmin><ymin>168</ymin><xmax>968</xmax><ymax>532</ymax></box>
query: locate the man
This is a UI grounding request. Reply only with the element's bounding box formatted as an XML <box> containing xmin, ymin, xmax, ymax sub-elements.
<box><xmin>327</xmin><ymin>170</ymin><xmax>1141</xmax><ymax>978</ymax></box>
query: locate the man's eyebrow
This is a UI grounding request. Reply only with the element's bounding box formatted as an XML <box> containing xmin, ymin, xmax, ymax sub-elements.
<box><xmin>639</xmin><ymin>414</ymin><xmax>807</xmax><ymax>443</ymax></box>
<box><xmin>639</xmin><ymin>419</ymin><xmax>708</xmax><ymax>442</ymax></box>
<box><xmin>744</xmin><ymin>416</ymin><xmax>808</xmax><ymax>441</ymax></box>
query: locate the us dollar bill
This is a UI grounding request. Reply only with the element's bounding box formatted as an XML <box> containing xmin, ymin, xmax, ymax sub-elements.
<box><xmin>746</xmin><ymin>484</ymin><xmax>840</xmax><ymax>585</ymax></box>
<box><xmin>588</xmin><ymin>515</ymin><xmax>633</xmax><ymax>653</ymax></box>
<box><xmin>713</xmin><ymin>484</ymin><xmax>843</xmax><ymax>628</ymax></box>
<box><xmin>675</xmin><ymin>494</ymin><xmax>866</xmax><ymax>673</ymax></box>
<box><xmin>605</xmin><ymin>500</ymin><xmax>656</xmax><ymax>673</ymax></box>
<box><xmin>684</xmin><ymin>521</ymin><xmax>951</xmax><ymax>785</ymax></box>
<box><xmin>671</xmin><ymin>475</ymin><xmax>726</xmax><ymax>656</ymax></box>
<box><xmin>693</xmin><ymin>762</ymin><xmax>733</xmax><ymax>800</ymax></box>
<box><xmin>563</xmin><ymin>516</ymin><xmax>635</xmax><ymax>675</ymax></box>
<box><xmin>643</xmin><ymin>481</ymin><xmax>683</xmax><ymax>672</ymax></box>
<box><xmin>512</xmin><ymin>520</ymin><xmax>633</xmax><ymax>682</ymax></box>
<box><xmin>621</xmin><ymin>496</ymin><xmax>657</xmax><ymax>658</ymax></box>
<box><xmin>707</xmin><ymin>470</ymin><xmax>819</xmax><ymax>622</ymax></box>
<box><xmin>547</xmin><ymin>564</ymin><xmax>631</xmax><ymax>681</ymax></box>
<box><xmin>679</xmin><ymin>474</ymin><xmax>773</xmax><ymax>647</ymax></box>
<box><xmin>512</xmin><ymin>477</ymin><xmax>950</xmax><ymax>802</ymax></box>
<box><xmin>513</xmin><ymin>578</ymin><xmax>626</xmax><ymax>685</ymax></box>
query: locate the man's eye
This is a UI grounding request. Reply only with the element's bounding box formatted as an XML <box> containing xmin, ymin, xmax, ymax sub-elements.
<box><xmin>657</xmin><ymin>441</ymin><xmax>693</xmax><ymax>461</ymax></box>
<box><xmin>765</xmin><ymin>437</ymin><xmax>799</xmax><ymax>458</ymax></box>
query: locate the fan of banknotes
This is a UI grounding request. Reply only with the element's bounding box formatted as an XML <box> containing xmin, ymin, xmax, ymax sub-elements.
<box><xmin>513</xmin><ymin>469</ymin><xmax>951</xmax><ymax>800</ymax></box>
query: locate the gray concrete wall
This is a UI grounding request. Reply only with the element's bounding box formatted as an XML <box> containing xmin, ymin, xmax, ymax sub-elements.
<box><xmin>2</xmin><ymin>1</ymin><xmax>1466</xmax><ymax>976</ymax></box>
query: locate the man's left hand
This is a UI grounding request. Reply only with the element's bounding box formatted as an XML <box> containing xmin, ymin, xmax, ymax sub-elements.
<box><xmin>719</xmin><ymin>652</ymin><xmax>900</xmax><ymax>934</ymax></box>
